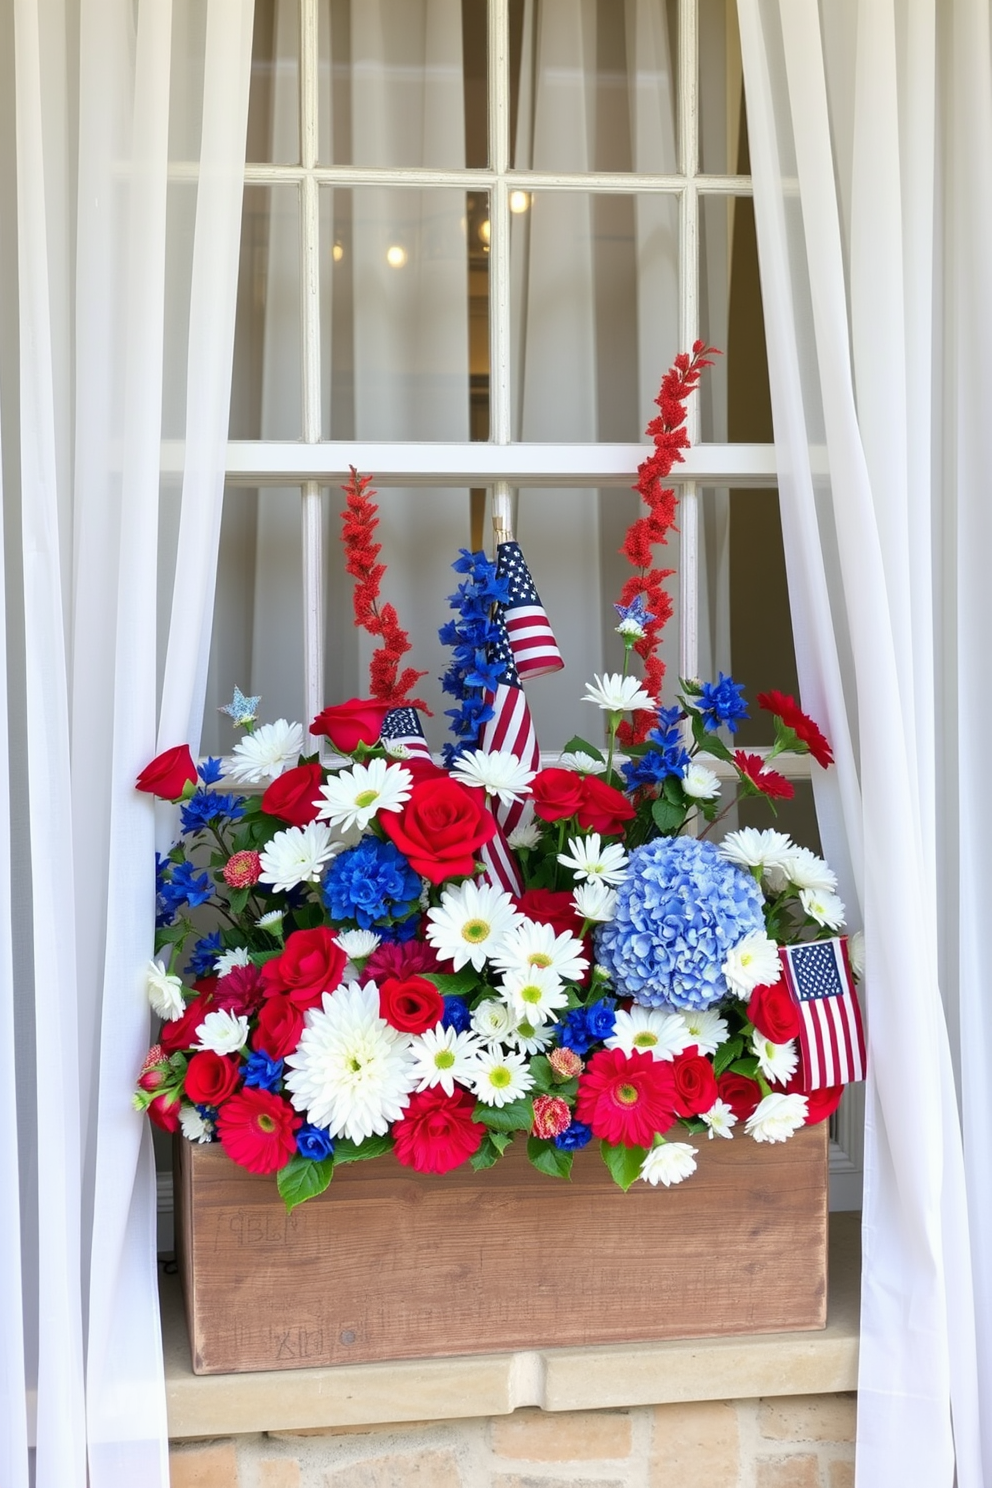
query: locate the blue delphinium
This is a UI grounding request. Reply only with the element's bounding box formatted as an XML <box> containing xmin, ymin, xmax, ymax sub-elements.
<box><xmin>169</xmin><ymin>858</ymin><xmax>213</xmax><ymax>908</ymax></box>
<box><xmin>185</xmin><ymin>931</ymin><xmax>223</xmax><ymax>979</ymax></box>
<box><xmin>438</xmin><ymin>549</ymin><xmax>510</xmax><ymax>762</ymax></box>
<box><xmin>696</xmin><ymin>673</ymin><xmax>748</xmax><ymax>734</ymax></box>
<box><xmin>554</xmin><ymin>1119</ymin><xmax>593</xmax><ymax>1151</ymax></box>
<box><xmin>243</xmin><ymin>1051</ymin><xmax>284</xmax><ymax>1091</ymax></box>
<box><xmin>322</xmin><ymin>836</ymin><xmax>422</xmax><ymax>930</ymax></box>
<box><xmin>197</xmin><ymin>756</ymin><xmax>225</xmax><ymax>786</ymax></box>
<box><xmin>595</xmin><ymin>836</ymin><xmax>765</xmax><ymax>1011</ymax></box>
<box><xmin>441</xmin><ymin>995</ymin><xmax>471</xmax><ymax>1033</ymax></box>
<box><xmin>296</xmin><ymin>1124</ymin><xmax>335</xmax><ymax>1162</ymax></box>
<box><xmin>180</xmin><ymin>790</ymin><xmax>246</xmax><ymax>835</ymax></box>
<box><xmin>622</xmin><ymin>705</ymin><xmax>691</xmax><ymax>789</ymax></box>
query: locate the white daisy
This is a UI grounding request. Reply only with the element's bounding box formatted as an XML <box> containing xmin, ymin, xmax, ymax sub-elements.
<box><xmin>558</xmin><ymin>750</ymin><xmax>608</xmax><ymax>775</ymax></box>
<box><xmin>179</xmin><ymin>1105</ymin><xmax>215</xmax><ymax>1144</ymax></box>
<box><xmin>215</xmin><ymin>946</ymin><xmax>252</xmax><ymax>977</ymax></box>
<box><xmin>751</xmin><ymin>1030</ymin><xmax>799</xmax><ymax>1086</ymax></box>
<box><xmin>470</xmin><ymin>998</ymin><xmax>515</xmax><ymax>1044</ymax></box>
<box><xmin>316</xmin><ymin>758</ymin><xmax>412</xmax><ymax>833</ymax></box>
<box><xmin>283</xmin><ymin>982</ymin><xmax>417</xmax><ymax>1143</ymax></box>
<box><xmin>500</xmin><ymin>964</ymin><xmax>568</xmax><ymax>1026</ymax></box>
<box><xmin>469</xmin><ymin>1047</ymin><xmax>534</xmax><ymax>1107</ymax></box>
<box><xmin>780</xmin><ymin>845</ymin><xmax>838</xmax><ymax>893</ymax></box>
<box><xmin>582</xmin><ymin>673</ymin><xmax>656</xmax><ymax>713</ymax></box>
<box><xmin>745</xmin><ymin>1091</ymin><xmax>808</xmax><ymax>1143</ymax></box>
<box><xmin>572</xmin><ymin>880</ymin><xmax>618</xmax><ymax>924</ymax></box>
<box><xmin>682</xmin><ymin>762</ymin><xmax>721</xmax><ymax>800</ymax></box>
<box><xmin>194</xmin><ymin>1009</ymin><xmax>249</xmax><ymax>1056</ymax></box>
<box><xmin>146</xmin><ymin>959</ymin><xmax>185</xmax><ymax>1022</ymax></box>
<box><xmin>334</xmin><ymin>929</ymin><xmax>381</xmax><ymax>961</ymax></box>
<box><xmin>491</xmin><ymin>920</ymin><xmax>588</xmax><ymax>984</ymax></box>
<box><xmin>606</xmin><ymin>1006</ymin><xmax>693</xmax><ymax>1062</ymax></box>
<box><xmin>426</xmin><ymin>880</ymin><xmax>522</xmax><ymax>972</ymax></box>
<box><xmin>848</xmin><ymin>930</ymin><xmax>865</xmax><ymax>980</ymax></box>
<box><xmin>718</xmin><ymin>827</ymin><xmax>795</xmax><ymax>886</ymax></box>
<box><xmin>258</xmin><ymin>821</ymin><xmax>340</xmax><ymax>892</ymax></box>
<box><xmin>639</xmin><ymin>1141</ymin><xmax>698</xmax><ymax>1187</ymax></box>
<box><xmin>722</xmin><ymin>932</ymin><xmax>782</xmax><ymax>999</ymax></box>
<box><xmin>680</xmin><ymin>1007</ymin><xmax>729</xmax><ymax>1057</ymax></box>
<box><xmin>701</xmin><ymin>1098</ymin><xmax>738</xmax><ymax>1139</ymax></box>
<box><xmin>507</xmin><ymin>821</ymin><xmax>542</xmax><ymax>851</ymax></box>
<box><xmin>799</xmin><ymin>888</ymin><xmax>847</xmax><ymax>930</ymax></box>
<box><xmin>450</xmin><ymin>748</ymin><xmax>536</xmax><ymax>805</ymax></box>
<box><xmin>409</xmin><ymin>1025</ymin><xmax>482</xmax><ymax>1097</ymax></box>
<box><xmin>557</xmin><ymin>832</ymin><xmax>629</xmax><ymax>886</ymax></box>
<box><xmin>505</xmin><ymin>1017</ymin><xmax>555</xmax><ymax>1055</ymax></box>
<box><xmin>226</xmin><ymin>719</ymin><xmax>304</xmax><ymax>783</ymax></box>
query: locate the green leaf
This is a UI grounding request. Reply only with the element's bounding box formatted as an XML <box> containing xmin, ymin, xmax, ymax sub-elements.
<box><xmin>227</xmin><ymin>886</ymin><xmax>251</xmax><ymax>916</ymax></box>
<box><xmin>729</xmin><ymin>1055</ymin><xmax>760</xmax><ymax>1080</ymax></box>
<box><xmin>690</xmin><ymin>711</ymin><xmax>734</xmax><ymax>762</ymax></box>
<box><xmin>713</xmin><ymin>1035</ymin><xmax>744</xmax><ymax>1078</ymax></box>
<box><xmin>473</xmin><ymin>1097</ymin><xmax>533</xmax><ymax>1132</ymax></box>
<box><xmin>277</xmin><ymin>1154</ymin><xmax>334</xmax><ymax>1213</ymax></box>
<box><xmin>422</xmin><ymin>966</ymin><xmax>481</xmax><ymax>998</ymax></box>
<box><xmin>528</xmin><ymin>1055</ymin><xmax>555</xmax><ymax>1094</ymax></box>
<box><xmin>662</xmin><ymin>774</ymin><xmax>686</xmax><ymax>805</ymax></box>
<box><xmin>332</xmin><ymin>1133</ymin><xmax>394</xmax><ymax>1165</ymax></box>
<box><xmin>561</xmin><ymin>735</ymin><xmax>606</xmax><ymax>764</ymax></box>
<box><xmin>470</xmin><ymin>1132</ymin><xmax>513</xmax><ymax>1170</ymax></box>
<box><xmin>527</xmin><ymin>1136</ymin><xmax>574</xmax><ymax>1180</ymax></box>
<box><xmin>651</xmin><ymin>796</ymin><xmax>686</xmax><ymax>834</ymax></box>
<box><xmin>600</xmin><ymin>1140</ymin><xmax>647</xmax><ymax>1191</ymax></box>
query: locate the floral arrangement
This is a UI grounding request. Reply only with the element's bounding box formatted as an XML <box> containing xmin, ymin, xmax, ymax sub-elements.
<box><xmin>134</xmin><ymin>348</ymin><xmax>863</xmax><ymax>1211</ymax></box>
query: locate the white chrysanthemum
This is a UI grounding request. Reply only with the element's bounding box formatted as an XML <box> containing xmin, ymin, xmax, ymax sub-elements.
<box><xmin>283</xmin><ymin>982</ymin><xmax>416</xmax><ymax>1142</ymax></box>
<box><xmin>507</xmin><ymin>821</ymin><xmax>542</xmax><ymax>851</ymax></box>
<box><xmin>799</xmin><ymin>888</ymin><xmax>847</xmax><ymax>930</ymax></box>
<box><xmin>500</xmin><ymin>964</ymin><xmax>568</xmax><ymax>1026</ymax></box>
<box><xmin>582</xmin><ymin>672</ymin><xmax>656</xmax><ymax>713</ymax></box>
<box><xmin>215</xmin><ymin>946</ymin><xmax>252</xmax><ymax>977</ymax></box>
<box><xmin>606</xmin><ymin>1006</ymin><xmax>693</xmax><ymax>1062</ymax></box>
<box><xmin>450</xmin><ymin>748</ymin><xmax>536</xmax><ymax>805</ymax></box>
<box><xmin>226</xmin><ymin>719</ymin><xmax>304</xmax><ymax>783</ymax></box>
<box><xmin>256</xmin><ymin>909</ymin><xmax>284</xmax><ymax>932</ymax></box>
<box><xmin>258</xmin><ymin>821</ymin><xmax>340</xmax><ymax>892</ymax></box>
<box><xmin>639</xmin><ymin>1141</ymin><xmax>698</xmax><ymax>1186</ymax></box>
<box><xmin>505</xmin><ymin>1017</ymin><xmax>555</xmax><ymax>1055</ymax></box>
<box><xmin>848</xmin><ymin>930</ymin><xmax>865</xmax><ymax>980</ymax></box>
<box><xmin>334</xmin><ymin>929</ymin><xmax>381</xmax><ymax>960</ymax></box>
<box><xmin>573</xmin><ymin>880</ymin><xmax>618</xmax><ymax>923</ymax></box>
<box><xmin>426</xmin><ymin>880</ymin><xmax>522</xmax><ymax>972</ymax></box>
<box><xmin>718</xmin><ymin>827</ymin><xmax>795</xmax><ymax>886</ymax></box>
<box><xmin>179</xmin><ymin>1105</ymin><xmax>215</xmax><ymax>1144</ymax></box>
<box><xmin>491</xmin><ymin>920</ymin><xmax>589</xmax><ymax>984</ymax></box>
<box><xmin>557</xmin><ymin>832</ymin><xmax>629</xmax><ymax>886</ymax></box>
<box><xmin>702</xmin><ymin>1098</ymin><xmax>738</xmax><ymax>1139</ymax></box>
<box><xmin>682</xmin><ymin>762</ymin><xmax>721</xmax><ymax>800</ymax></box>
<box><xmin>409</xmin><ymin>1025</ymin><xmax>482</xmax><ymax>1096</ymax></box>
<box><xmin>558</xmin><ymin>750</ymin><xmax>608</xmax><ymax>775</ymax></box>
<box><xmin>316</xmin><ymin>758</ymin><xmax>412</xmax><ymax>833</ymax></box>
<box><xmin>746</xmin><ymin>1091</ymin><xmax>808</xmax><ymax>1143</ymax></box>
<box><xmin>680</xmin><ymin>1008</ymin><xmax>729</xmax><ymax>1057</ymax></box>
<box><xmin>751</xmin><ymin>1030</ymin><xmax>799</xmax><ymax>1086</ymax></box>
<box><xmin>470</xmin><ymin>998</ymin><xmax>515</xmax><ymax>1044</ymax></box>
<box><xmin>780</xmin><ymin>845</ymin><xmax>838</xmax><ymax>893</ymax></box>
<box><xmin>146</xmin><ymin>959</ymin><xmax>185</xmax><ymax>1022</ymax></box>
<box><xmin>194</xmin><ymin>1009</ymin><xmax>249</xmax><ymax>1056</ymax></box>
<box><xmin>469</xmin><ymin>1047</ymin><xmax>534</xmax><ymax>1107</ymax></box>
<box><xmin>722</xmin><ymin>931</ymin><xmax>782</xmax><ymax>999</ymax></box>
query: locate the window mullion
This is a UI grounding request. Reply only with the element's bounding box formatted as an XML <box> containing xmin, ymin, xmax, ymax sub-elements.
<box><xmin>299</xmin><ymin>0</ymin><xmax>323</xmax><ymax>732</ymax></box>
<box><xmin>489</xmin><ymin>0</ymin><xmax>513</xmax><ymax>541</ymax></box>
<box><xmin>679</xmin><ymin>0</ymin><xmax>700</xmax><ymax>685</ymax></box>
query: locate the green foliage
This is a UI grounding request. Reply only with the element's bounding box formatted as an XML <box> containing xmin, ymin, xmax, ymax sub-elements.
<box><xmin>526</xmin><ymin>1136</ymin><xmax>573</xmax><ymax>1179</ymax></box>
<box><xmin>600</xmin><ymin>1139</ymin><xmax>647</xmax><ymax>1191</ymax></box>
<box><xmin>470</xmin><ymin>1130</ymin><xmax>514</xmax><ymax>1169</ymax></box>
<box><xmin>277</xmin><ymin>1153</ymin><xmax>334</xmax><ymax>1212</ymax></box>
<box><xmin>473</xmin><ymin>1097</ymin><xmax>533</xmax><ymax>1132</ymax></box>
<box><xmin>332</xmin><ymin>1133</ymin><xmax>394</xmax><ymax>1165</ymax></box>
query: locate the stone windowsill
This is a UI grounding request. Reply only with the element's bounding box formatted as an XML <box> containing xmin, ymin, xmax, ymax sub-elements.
<box><xmin>162</xmin><ymin>1212</ymin><xmax>859</xmax><ymax>1440</ymax></box>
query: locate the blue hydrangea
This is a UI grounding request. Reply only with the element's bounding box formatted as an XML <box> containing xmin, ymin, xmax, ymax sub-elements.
<box><xmin>243</xmin><ymin>1051</ymin><xmax>284</xmax><ymax>1091</ymax></box>
<box><xmin>697</xmin><ymin>673</ymin><xmax>748</xmax><ymax>734</ymax></box>
<box><xmin>441</xmin><ymin>995</ymin><xmax>471</xmax><ymax>1033</ymax></box>
<box><xmin>554</xmin><ymin>1120</ymin><xmax>593</xmax><ymax>1151</ymax></box>
<box><xmin>595</xmin><ymin>836</ymin><xmax>765</xmax><ymax>1011</ymax></box>
<box><xmin>185</xmin><ymin>932</ymin><xmax>223</xmax><ymax>979</ymax></box>
<box><xmin>322</xmin><ymin>836</ymin><xmax>422</xmax><ymax>930</ymax></box>
<box><xmin>296</xmin><ymin>1123</ymin><xmax>335</xmax><ymax>1162</ymax></box>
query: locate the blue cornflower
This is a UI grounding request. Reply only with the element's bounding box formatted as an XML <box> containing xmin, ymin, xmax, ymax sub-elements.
<box><xmin>297</xmin><ymin>1124</ymin><xmax>335</xmax><ymax>1162</ymax></box>
<box><xmin>464</xmin><ymin>651</ymin><xmax>505</xmax><ymax>691</ymax></box>
<box><xmin>622</xmin><ymin>749</ymin><xmax>688</xmax><ymax>790</ymax></box>
<box><xmin>554</xmin><ymin>1120</ymin><xmax>593</xmax><ymax>1151</ymax></box>
<box><xmin>696</xmin><ymin>673</ymin><xmax>748</xmax><ymax>734</ymax></box>
<box><xmin>185</xmin><ymin>932</ymin><xmax>223</xmax><ymax>979</ymax></box>
<box><xmin>322</xmin><ymin>836</ymin><xmax>422</xmax><ymax>930</ymax></box>
<box><xmin>180</xmin><ymin>790</ymin><xmax>246</xmax><ymax>835</ymax></box>
<box><xmin>441</xmin><ymin>995</ymin><xmax>472</xmax><ymax>1033</ymax></box>
<box><xmin>559</xmin><ymin>1007</ymin><xmax>598</xmax><ymax>1056</ymax></box>
<box><xmin>169</xmin><ymin>858</ymin><xmax>213</xmax><ymax>909</ymax></box>
<box><xmin>197</xmin><ymin>756</ymin><xmax>225</xmax><ymax>785</ymax></box>
<box><xmin>584</xmin><ymin>999</ymin><xmax>617</xmax><ymax>1041</ymax></box>
<box><xmin>243</xmin><ymin>1051</ymin><xmax>284</xmax><ymax>1091</ymax></box>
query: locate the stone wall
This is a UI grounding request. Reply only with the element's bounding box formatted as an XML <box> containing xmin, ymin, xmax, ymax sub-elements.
<box><xmin>169</xmin><ymin>1395</ymin><xmax>856</xmax><ymax>1487</ymax></box>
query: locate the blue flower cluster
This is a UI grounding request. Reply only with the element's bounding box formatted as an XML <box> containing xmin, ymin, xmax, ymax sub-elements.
<box><xmin>438</xmin><ymin>549</ymin><xmax>509</xmax><ymax>765</ymax></box>
<box><xmin>442</xmin><ymin>995</ymin><xmax>472</xmax><ymax>1033</ymax></box>
<box><xmin>559</xmin><ymin>999</ymin><xmax>617</xmax><ymax>1055</ymax></box>
<box><xmin>596</xmin><ymin>836</ymin><xmax>765</xmax><ymax>1011</ymax></box>
<box><xmin>553</xmin><ymin>1119</ymin><xmax>593</xmax><ymax>1151</ymax></box>
<box><xmin>622</xmin><ymin>705</ymin><xmax>691</xmax><ymax>790</ymax></box>
<box><xmin>697</xmin><ymin>673</ymin><xmax>748</xmax><ymax>734</ymax></box>
<box><xmin>186</xmin><ymin>931</ymin><xmax>223</xmax><ymax>978</ymax></box>
<box><xmin>197</xmin><ymin>757</ymin><xmax>225</xmax><ymax>785</ymax></box>
<box><xmin>157</xmin><ymin>856</ymin><xmax>213</xmax><ymax>925</ymax></box>
<box><xmin>297</xmin><ymin>1123</ymin><xmax>334</xmax><ymax>1161</ymax></box>
<box><xmin>322</xmin><ymin>835</ymin><xmax>422</xmax><ymax>930</ymax></box>
<box><xmin>243</xmin><ymin>1052</ymin><xmax>284</xmax><ymax>1091</ymax></box>
<box><xmin>180</xmin><ymin>789</ymin><xmax>246</xmax><ymax>835</ymax></box>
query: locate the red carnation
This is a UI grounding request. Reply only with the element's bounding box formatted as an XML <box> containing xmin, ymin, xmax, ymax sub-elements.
<box><xmin>530</xmin><ymin>768</ymin><xmax>586</xmax><ymax>823</ymax></box>
<box><xmin>576</xmin><ymin>776</ymin><xmax>637</xmax><ymax>836</ymax></box>
<box><xmin>380</xmin><ymin>777</ymin><xmax>496</xmax><ymax>883</ymax></box>
<box><xmin>717</xmin><ymin>1070</ymin><xmax>762</xmax><ymax>1122</ymax></box>
<box><xmin>214</xmin><ymin>962</ymin><xmax>266</xmax><ymax>1018</ymax></box>
<box><xmin>378</xmin><ymin>975</ymin><xmax>445</xmax><ymax>1034</ymax></box>
<box><xmin>261</xmin><ymin>927</ymin><xmax>348</xmax><ymax>1010</ymax></box>
<box><xmin>733</xmin><ymin>751</ymin><xmax>795</xmax><ymax>801</ymax></box>
<box><xmin>531</xmin><ymin>1094</ymin><xmax>572</xmax><ymax>1140</ymax></box>
<box><xmin>261</xmin><ymin>761</ymin><xmax>325</xmax><ymax>826</ymax></box>
<box><xmin>672</xmin><ymin>1050</ymin><xmax>719</xmax><ymax>1118</ymax></box>
<box><xmin>310</xmin><ymin>698</ymin><xmax>392</xmax><ymax>754</ymax></box>
<box><xmin>135</xmin><ymin>744</ymin><xmax>197</xmax><ymax>800</ymax></box>
<box><xmin>748</xmin><ymin>979</ymin><xmax>801</xmax><ymax>1044</ymax></box>
<box><xmin>252</xmin><ymin>995</ymin><xmax>305</xmax><ymax>1059</ymax></box>
<box><xmin>757</xmin><ymin>690</ymin><xmax>834</xmax><ymax>769</ymax></box>
<box><xmin>391</xmin><ymin>1087</ymin><xmax>484</xmax><ymax>1174</ymax></box>
<box><xmin>575</xmin><ymin>1048</ymin><xmax>678</xmax><ymax>1147</ymax></box>
<box><xmin>216</xmin><ymin>1088</ymin><xmax>301</xmax><ymax>1174</ymax></box>
<box><xmin>223</xmin><ymin>850</ymin><xmax>261</xmax><ymax>888</ymax></box>
<box><xmin>184</xmin><ymin>1051</ymin><xmax>241</xmax><ymax>1107</ymax></box>
<box><xmin>364</xmin><ymin>937</ymin><xmax>439</xmax><ymax>984</ymax></box>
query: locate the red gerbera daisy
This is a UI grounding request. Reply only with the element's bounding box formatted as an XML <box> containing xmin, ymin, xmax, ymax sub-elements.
<box><xmin>391</xmin><ymin>1087</ymin><xmax>483</xmax><ymax>1174</ymax></box>
<box><xmin>756</xmin><ymin>690</ymin><xmax>834</xmax><ymax>768</ymax></box>
<box><xmin>575</xmin><ymin>1048</ymin><xmax>678</xmax><ymax>1147</ymax></box>
<box><xmin>733</xmin><ymin>751</ymin><xmax>795</xmax><ymax>801</ymax></box>
<box><xmin>216</xmin><ymin>1088</ymin><xmax>301</xmax><ymax>1174</ymax></box>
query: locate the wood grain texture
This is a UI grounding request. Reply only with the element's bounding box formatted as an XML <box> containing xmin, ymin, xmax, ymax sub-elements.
<box><xmin>176</xmin><ymin>1121</ymin><xmax>828</xmax><ymax>1375</ymax></box>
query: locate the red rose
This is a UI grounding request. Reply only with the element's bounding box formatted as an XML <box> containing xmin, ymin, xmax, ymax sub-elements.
<box><xmin>184</xmin><ymin>1051</ymin><xmax>241</xmax><ymax>1106</ymax></box>
<box><xmin>576</xmin><ymin>776</ymin><xmax>637</xmax><ymax>836</ymax></box>
<box><xmin>147</xmin><ymin>1088</ymin><xmax>182</xmax><ymax>1133</ymax></box>
<box><xmin>530</xmin><ymin>768</ymin><xmax>586</xmax><ymax>822</ymax></box>
<box><xmin>380</xmin><ymin>777</ymin><xmax>496</xmax><ymax>883</ymax></box>
<box><xmin>252</xmin><ymin>995</ymin><xmax>305</xmax><ymax>1058</ymax></box>
<box><xmin>364</xmin><ymin>938</ymin><xmax>439</xmax><ymax>984</ymax></box>
<box><xmin>672</xmin><ymin>1051</ymin><xmax>719</xmax><ymax>1117</ymax></box>
<box><xmin>310</xmin><ymin>698</ymin><xmax>392</xmax><ymax>754</ymax></box>
<box><xmin>159</xmin><ymin>992</ymin><xmax>214</xmax><ymax>1053</ymax></box>
<box><xmin>135</xmin><ymin>744</ymin><xmax>197</xmax><ymax>800</ymax></box>
<box><xmin>392</xmin><ymin>1087</ymin><xmax>484</xmax><ymax>1174</ymax></box>
<box><xmin>575</xmin><ymin>1048</ymin><xmax>678</xmax><ymax>1147</ymax></box>
<box><xmin>748</xmin><ymin>979</ymin><xmax>801</xmax><ymax>1044</ymax></box>
<box><xmin>514</xmin><ymin>889</ymin><xmax>584</xmax><ymax>940</ymax></box>
<box><xmin>403</xmin><ymin>755</ymin><xmax>448</xmax><ymax>784</ymax></box>
<box><xmin>378</xmin><ymin>975</ymin><xmax>445</xmax><ymax>1034</ymax></box>
<box><xmin>261</xmin><ymin>762</ymin><xmax>325</xmax><ymax>827</ymax></box>
<box><xmin>214</xmin><ymin>963</ymin><xmax>266</xmax><ymax>1017</ymax></box>
<box><xmin>261</xmin><ymin>927</ymin><xmax>348</xmax><ymax>1010</ymax></box>
<box><xmin>717</xmin><ymin>1071</ymin><xmax>762</xmax><ymax>1122</ymax></box>
<box><xmin>216</xmin><ymin>1088</ymin><xmax>300</xmax><ymax>1174</ymax></box>
<box><xmin>786</xmin><ymin>1068</ymin><xmax>844</xmax><ymax>1126</ymax></box>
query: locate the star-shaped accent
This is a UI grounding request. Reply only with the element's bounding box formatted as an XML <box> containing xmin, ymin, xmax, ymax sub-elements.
<box><xmin>219</xmin><ymin>685</ymin><xmax>261</xmax><ymax>726</ymax></box>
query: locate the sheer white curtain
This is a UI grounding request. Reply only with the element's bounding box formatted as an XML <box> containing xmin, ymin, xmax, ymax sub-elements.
<box><xmin>738</xmin><ymin>2</ymin><xmax>985</xmax><ymax>1483</ymax></box>
<box><xmin>0</xmin><ymin>0</ymin><xmax>254</xmax><ymax>1482</ymax></box>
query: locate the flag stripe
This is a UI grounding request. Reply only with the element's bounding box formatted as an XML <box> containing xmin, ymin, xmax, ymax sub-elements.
<box><xmin>778</xmin><ymin>938</ymin><xmax>866</xmax><ymax>1092</ymax></box>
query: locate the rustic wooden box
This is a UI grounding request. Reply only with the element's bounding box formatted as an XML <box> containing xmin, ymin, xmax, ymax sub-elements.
<box><xmin>175</xmin><ymin>1122</ymin><xmax>828</xmax><ymax>1375</ymax></box>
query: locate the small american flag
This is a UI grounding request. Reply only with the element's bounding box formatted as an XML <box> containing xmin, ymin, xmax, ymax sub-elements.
<box><xmin>380</xmin><ymin>706</ymin><xmax>433</xmax><ymax>765</ymax></box>
<box><xmin>778</xmin><ymin>937</ymin><xmax>866</xmax><ymax>1090</ymax></box>
<box><xmin>496</xmin><ymin>541</ymin><xmax>564</xmax><ymax>680</ymax></box>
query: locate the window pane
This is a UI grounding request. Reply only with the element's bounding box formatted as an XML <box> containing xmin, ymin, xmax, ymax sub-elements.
<box><xmin>698</xmin><ymin>194</ymin><xmax>770</xmax><ymax>442</ymax></box>
<box><xmin>318</xmin><ymin>0</ymin><xmax>487</xmax><ymax>168</ymax></box>
<box><xmin>509</xmin><ymin>0</ymin><xmax>678</xmax><ymax>174</ymax></box>
<box><xmin>229</xmin><ymin>186</ymin><xmax>303</xmax><ymax>440</ymax></box>
<box><xmin>510</xmin><ymin>191</ymin><xmax>679</xmax><ymax>442</ymax></box>
<box><xmin>319</xmin><ymin>187</ymin><xmax>483</xmax><ymax>441</ymax></box>
<box><xmin>246</xmin><ymin>0</ymin><xmax>301</xmax><ymax>165</ymax></box>
<box><xmin>698</xmin><ymin>0</ymin><xmax>744</xmax><ymax>175</ymax></box>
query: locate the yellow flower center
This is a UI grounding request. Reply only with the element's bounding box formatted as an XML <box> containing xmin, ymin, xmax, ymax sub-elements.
<box><xmin>520</xmin><ymin>983</ymin><xmax>542</xmax><ymax>1006</ymax></box>
<box><xmin>348</xmin><ymin>1056</ymin><xmax>363</xmax><ymax>1073</ymax></box>
<box><xmin>435</xmin><ymin>1050</ymin><xmax>455</xmax><ymax>1070</ymax></box>
<box><xmin>616</xmin><ymin>1082</ymin><xmax>640</xmax><ymax>1106</ymax></box>
<box><xmin>489</xmin><ymin>1066</ymin><xmax>512</xmax><ymax>1089</ymax></box>
<box><xmin>462</xmin><ymin>917</ymin><xmax>490</xmax><ymax>944</ymax></box>
<box><xmin>257</xmin><ymin>1114</ymin><xmax>276</xmax><ymax>1132</ymax></box>
<box><xmin>633</xmin><ymin>1031</ymin><xmax>658</xmax><ymax>1048</ymax></box>
<box><xmin>355</xmin><ymin>789</ymin><xmax>379</xmax><ymax>809</ymax></box>
<box><xmin>527</xmin><ymin>952</ymin><xmax>553</xmax><ymax>968</ymax></box>
<box><xmin>518</xmin><ymin>1021</ymin><xmax>536</xmax><ymax>1038</ymax></box>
